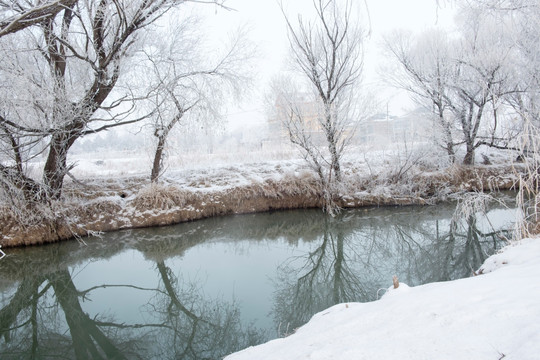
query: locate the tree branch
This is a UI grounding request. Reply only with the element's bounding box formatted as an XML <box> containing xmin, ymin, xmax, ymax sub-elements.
<box><xmin>0</xmin><ymin>0</ymin><xmax>78</xmax><ymax>37</ymax></box>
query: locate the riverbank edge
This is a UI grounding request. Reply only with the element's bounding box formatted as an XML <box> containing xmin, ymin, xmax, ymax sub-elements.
<box><xmin>0</xmin><ymin>164</ymin><xmax>522</xmax><ymax>248</ymax></box>
<box><xmin>223</xmin><ymin>237</ymin><xmax>540</xmax><ymax>360</ymax></box>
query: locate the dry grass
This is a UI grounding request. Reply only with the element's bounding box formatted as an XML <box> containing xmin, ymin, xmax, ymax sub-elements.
<box><xmin>75</xmin><ymin>198</ymin><xmax>123</xmax><ymax>221</ymax></box>
<box><xmin>0</xmin><ymin>201</ymin><xmax>57</xmax><ymax>229</ymax></box>
<box><xmin>249</xmin><ymin>171</ymin><xmax>321</xmax><ymax>199</ymax></box>
<box><xmin>0</xmin><ymin>156</ymin><xmax>523</xmax><ymax>247</ymax></box>
<box><xmin>131</xmin><ymin>183</ymin><xmax>196</xmax><ymax>211</ymax></box>
<box><xmin>62</xmin><ymin>176</ymin><xmax>147</xmax><ymax>201</ymax></box>
<box><xmin>515</xmin><ymin>120</ymin><xmax>540</xmax><ymax>237</ymax></box>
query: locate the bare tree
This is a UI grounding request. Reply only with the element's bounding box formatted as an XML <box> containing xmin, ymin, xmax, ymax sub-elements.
<box><xmin>462</xmin><ymin>0</ymin><xmax>540</xmax><ymax>233</ymax></box>
<box><xmin>471</xmin><ymin>0</ymin><xmax>540</xmax><ymax>133</ymax></box>
<box><xmin>142</xmin><ymin>17</ymin><xmax>252</xmax><ymax>182</ymax></box>
<box><xmin>447</xmin><ymin>13</ymin><xmax>517</xmax><ymax>164</ymax></box>
<box><xmin>383</xmin><ymin>29</ymin><xmax>459</xmax><ymax>162</ymax></box>
<box><xmin>278</xmin><ymin>0</ymin><xmax>366</xmax><ymax>211</ymax></box>
<box><xmin>0</xmin><ymin>0</ymin><xmax>227</xmax><ymax>202</ymax></box>
<box><xmin>384</xmin><ymin>12</ymin><xmax>518</xmax><ymax>165</ymax></box>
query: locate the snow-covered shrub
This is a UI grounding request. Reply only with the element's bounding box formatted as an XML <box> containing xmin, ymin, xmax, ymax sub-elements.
<box><xmin>516</xmin><ymin>120</ymin><xmax>540</xmax><ymax>236</ymax></box>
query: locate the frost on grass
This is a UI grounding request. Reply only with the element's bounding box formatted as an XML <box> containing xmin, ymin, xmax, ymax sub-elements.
<box><xmin>0</xmin><ymin>145</ymin><xmax>524</xmax><ymax>247</ymax></box>
<box><xmin>132</xmin><ymin>183</ymin><xmax>194</xmax><ymax>210</ymax></box>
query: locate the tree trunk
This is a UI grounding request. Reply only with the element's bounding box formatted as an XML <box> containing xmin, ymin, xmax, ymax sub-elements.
<box><xmin>446</xmin><ymin>142</ymin><xmax>456</xmax><ymax>163</ymax></box>
<box><xmin>324</xmin><ymin>113</ymin><xmax>342</xmax><ymax>183</ymax></box>
<box><xmin>329</xmin><ymin>142</ymin><xmax>342</xmax><ymax>182</ymax></box>
<box><xmin>463</xmin><ymin>141</ymin><xmax>475</xmax><ymax>165</ymax></box>
<box><xmin>43</xmin><ymin>136</ymin><xmax>71</xmax><ymax>199</ymax></box>
<box><xmin>151</xmin><ymin>136</ymin><xmax>166</xmax><ymax>183</ymax></box>
<box><xmin>459</xmin><ymin>106</ymin><xmax>476</xmax><ymax>166</ymax></box>
<box><xmin>437</xmin><ymin>104</ymin><xmax>456</xmax><ymax>163</ymax></box>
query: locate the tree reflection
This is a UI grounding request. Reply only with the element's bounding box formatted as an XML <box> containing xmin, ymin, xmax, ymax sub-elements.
<box><xmin>0</xmin><ymin>200</ymin><xmax>515</xmax><ymax>356</ymax></box>
<box><xmin>48</xmin><ymin>269</ymin><xmax>131</xmax><ymax>359</ymax></box>
<box><xmin>0</xmin><ymin>267</ymin><xmax>149</xmax><ymax>359</ymax></box>
<box><xmin>151</xmin><ymin>259</ymin><xmax>264</xmax><ymax>359</ymax></box>
<box><xmin>273</xmin><ymin>215</ymin><xmax>371</xmax><ymax>333</ymax></box>
<box><xmin>272</xmin><ymin>209</ymin><xmax>511</xmax><ymax>335</ymax></box>
<box><xmin>0</xmin><ymin>274</ymin><xmax>47</xmax><ymax>358</ymax></box>
<box><xmin>430</xmin><ymin>214</ymin><xmax>510</xmax><ymax>281</ymax></box>
<box><xmin>0</xmin><ymin>258</ymin><xmax>264</xmax><ymax>359</ymax></box>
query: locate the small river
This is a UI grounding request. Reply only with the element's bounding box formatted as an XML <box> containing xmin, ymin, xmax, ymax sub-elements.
<box><xmin>0</xmin><ymin>194</ymin><xmax>517</xmax><ymax>359</ymax></box>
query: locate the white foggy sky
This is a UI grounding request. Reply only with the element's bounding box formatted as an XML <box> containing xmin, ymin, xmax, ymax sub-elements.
<box><xmin>199</xmin><ymin>0</ymin><xmax>457</xmax><ymax>129</ymax></box>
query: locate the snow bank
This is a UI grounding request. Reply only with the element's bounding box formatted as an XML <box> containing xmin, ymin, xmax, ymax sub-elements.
<box><xmin>225</xmin><ymin>238</ymin><xmax>540</xmax><ymax>360</ymax></box>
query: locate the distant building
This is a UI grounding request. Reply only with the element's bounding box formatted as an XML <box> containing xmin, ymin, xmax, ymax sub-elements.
<box><xmin>265</xmin><ymin>93</ymin><xmax>360</xmax><ymax>149</ymax></box>
<box><xmin>357</xmin><ymin>109</ymin><xmax>429</xmax><ymax>147</ymax></box>
<box><xmin>265</xmin><ymin>90</ymin><xmax>432</xmax><ymax>151</ymax></box>
<box><xmin>265</xmin><ymin>93</ymin><xmax>320</xmax><ymax>144</ymax></box>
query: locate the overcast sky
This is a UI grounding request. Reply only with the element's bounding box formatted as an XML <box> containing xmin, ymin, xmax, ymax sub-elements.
<box><xmin>199</xmin><ymin>0</ymin><xmax>457</xmax><ymax>130</ymax></box>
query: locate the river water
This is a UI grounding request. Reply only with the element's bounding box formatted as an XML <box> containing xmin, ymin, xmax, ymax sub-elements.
<box><xmin>0</xmin><ymin>194</ymin><xmax>517</xmax><ymax>359</ymax></box>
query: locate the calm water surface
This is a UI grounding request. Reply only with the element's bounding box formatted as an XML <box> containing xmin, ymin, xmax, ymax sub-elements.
<box><xmin>0</xmin><ymin>195</ymin><xmax>517</xmax><ymax>359</ymax></box>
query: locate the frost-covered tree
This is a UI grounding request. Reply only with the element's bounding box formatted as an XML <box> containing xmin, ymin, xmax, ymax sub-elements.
<box><xmin>468</xmin><ymin>0</ymin><xmax>540</xmax><ymax>128</ymax></box>
<box><xmin>385</xmin><ymin>12</ymin><xmax>518</xmax><ymax>165</ymax></box>
<box><xmin>448</xmin><ymin>12</ymin><xmax>518</xmax><ymax>164</ymax></box>
<box><xmin>460</xmin><ymin>0</ymin><xmax>540</xmax><ymax>233</ymax></box>
<box><xmin>0</xmin><ymin>0</ymin><xmax>226</xmax><ymax>201</ymax></box>
<box><xmin>142</xmin><ymin>16</ymin><xmax>252</xmax><ymax>182</ymax></box>
<box><xmin>278</xmin><ymin>0</ymin><xmax>366</xmax><ymax>211</ymax></box>
<box><xmin>383</xmin><ymin>29</ymin><xmax>459</xmax><ymax>162</ymax></box>
<box><xmin>0</xmin><ymin>0</ymin><xmax>78</xmax><ymax>37</ymax></box>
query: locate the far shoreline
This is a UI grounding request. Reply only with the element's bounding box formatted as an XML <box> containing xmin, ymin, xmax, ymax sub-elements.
<box><xmin>0</xmin><ymin>163</ymin><xmax>522</xmax><ymax>248</ymax></box>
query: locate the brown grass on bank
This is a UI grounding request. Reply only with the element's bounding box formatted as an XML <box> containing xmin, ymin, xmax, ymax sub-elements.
<box><xmin>131</xmin><ymin>183</ymin><xmax>197</xmax><ymax>211</ymax></box>
<box><xmin>244</xmin><ymin>171</ymin><xmax>320</xmax><ymax>199</ymax></box>
<box><xmin>0</xmin><ymin>163</ymin><xmax>524</xmax><ymax>248</ymax></box>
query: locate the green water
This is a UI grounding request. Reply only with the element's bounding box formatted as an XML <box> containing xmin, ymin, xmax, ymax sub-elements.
<box><xmin>0</xmin><ymin>196</ymin><xmax>517</xmax><ymax>359</ymax></box>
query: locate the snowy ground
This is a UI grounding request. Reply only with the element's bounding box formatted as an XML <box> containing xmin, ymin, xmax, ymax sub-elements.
<box><xmin>57</xmin><ymin>141</ymin><xmax>517</xmax><ymax>180</ymax></box>
<box><xmin>225</xmin><ymin>238</ymin><xmax>540</xmax><ymax>360</ymax></box>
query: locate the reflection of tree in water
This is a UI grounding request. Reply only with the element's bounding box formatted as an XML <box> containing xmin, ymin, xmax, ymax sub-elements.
<box><xmin>0</xmin><ymin>268</ymin><xmax>137</xmax><ymax>359</ymax></box>
<box><xmin>428</xmin><ymin>214</ymin><xmax>510</xmax><ymax>281</ymax></box>
<box><xmin>0</xmin><ymin>199</ymin><xmax>515</xmax><ymax>356</ymax></box>
<box><xmin>272</xmin><ymin>208</ymin><xmax>511</xmax><ymax>335</ymax></box>
<box><xmin>150</xmin><ymin>260</ymin><xmax>264</xmax><ymax>359</ymax></box>
<box><xmin>0</xmin><ymin>209</ymin><xmax>356</xmax><ymax>358</ymax></box>
<box><xmin>273</xmin><ymin>215</ymin><xmax>370</xmax><ymax>333</ymax></box>
<box><xmin>0</xmin><ymin>252</ymin><xmax>264</xmax><ymax>359</ymax></box>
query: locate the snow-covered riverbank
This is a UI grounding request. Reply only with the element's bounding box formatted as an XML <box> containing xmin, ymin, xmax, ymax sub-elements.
<box><xmin>225</xmin><ymin>238</ymin><xmax>540</xmax><ymax>360</ymax></box>
<box><xmin>0</xmin><ymin>146</ymin><xmax>524</xmax><ymax>247</ymax></box>
<box><xmin>0</xmin><ymin>159</ymin><xmax>521</xmax><ymax>247</ymax></box>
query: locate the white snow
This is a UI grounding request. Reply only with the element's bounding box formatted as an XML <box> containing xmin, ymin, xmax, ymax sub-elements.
<box><xmin>225</xmin><ymin>238</ymin><xmax>540</xmax><ymax>360</ymax></box>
